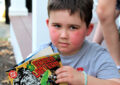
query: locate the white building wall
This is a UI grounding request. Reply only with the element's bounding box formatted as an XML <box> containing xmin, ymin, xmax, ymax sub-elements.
<box><xmin>9</xmin><ymin>0</ymin><xmax>28</xmax><ymax>16</ymax></box>
<box><xmin>32</xmin><ymin>0</ymin><xmax>50</xmax><ymax>52</ymax></box>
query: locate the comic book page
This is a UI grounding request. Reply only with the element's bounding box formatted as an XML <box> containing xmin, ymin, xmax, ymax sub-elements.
<box><xmin>6</xmin><ymin>53</ymin><xmax>67</xmax><ymax>85</ymax></box>
<box><xmin>16</xmin><ymin>46</ymin><xmax>54</xmax><ymax>67</ymax></box>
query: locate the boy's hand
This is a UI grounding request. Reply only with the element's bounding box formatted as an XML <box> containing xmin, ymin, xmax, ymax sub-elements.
<box><xmin>55</xmin><ymin>66</ymin><xmax>84</xmax><ymax>85</ymax></box>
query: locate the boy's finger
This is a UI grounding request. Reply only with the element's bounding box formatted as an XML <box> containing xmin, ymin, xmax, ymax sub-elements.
<box><xmin>55</xmin><ymin>66</ymin><xmax>67</xmax><ymax>74</ymax></box>
<box><xmin>55</xmin><ymin>77</ymin><xmax>71</xmax><ymax>84</ymax></box>
<box><xmin>57</xmin><ymin>72</ymin><xmax>68</xmax><ymax>79</ymax></box>
<box><xmin>56</xmin><ymin>67</ymin><xmax>72</xmax><ymax>74</ymax></box>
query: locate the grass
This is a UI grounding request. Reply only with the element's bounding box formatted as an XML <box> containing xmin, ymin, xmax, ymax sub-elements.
<box><xmin>0</xmin><ymin>37</ymin><xmax>9</xmax><ymax>41</ymax></box>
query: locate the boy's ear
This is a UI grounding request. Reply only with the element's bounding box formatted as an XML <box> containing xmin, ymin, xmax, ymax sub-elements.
<box><xmin>46</xmin><ymin>19</ymin><xmax>49</xmax><ymax>27</ymax></box>
<box><xmin>86</xmin><ymin>23</ymin><xmax>94</xmax><ymax>36</ymax></box>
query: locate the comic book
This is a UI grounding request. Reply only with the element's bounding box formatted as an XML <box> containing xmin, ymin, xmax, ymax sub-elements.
<box><xmin>6</xmin><ymin>48</ymin><xmax>67</xmax><ymax>85</ymax></box>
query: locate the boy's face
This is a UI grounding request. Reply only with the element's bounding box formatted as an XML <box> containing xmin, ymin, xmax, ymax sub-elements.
<box><xmin>46</xmin><ymin>10</ymin><xmax>93</xmax><ymax>56</ymax></box>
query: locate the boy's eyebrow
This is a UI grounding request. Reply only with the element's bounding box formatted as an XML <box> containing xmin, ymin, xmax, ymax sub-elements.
<box><xmin>51</xmin><ymin>23</ymin><xmax>81</xmax><ymax>27</ymax></box>
<box><xmin>51</xmin><ymin>22</ymin><xmax>60</xmax><ymax>24</ymax></box>
<box><xmin>68</xmin><ymin>24</ymin><xmax>81</xmax><ymax>27</ymax></box>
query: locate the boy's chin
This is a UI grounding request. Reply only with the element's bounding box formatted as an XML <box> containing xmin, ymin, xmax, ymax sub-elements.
<box><xmin>58</xmin><ymin>49</ymin><xmax>69</xmax><ymax>55</ymax></box>
<box><xmin>58</xmin><ymin>48</ymin><xmax>79</xmax><ymax>56</ymax></box>
<box><xmin>58</xmin><ymin>49</ymin><xmax>73</xmax><ymax>56</ymax></box>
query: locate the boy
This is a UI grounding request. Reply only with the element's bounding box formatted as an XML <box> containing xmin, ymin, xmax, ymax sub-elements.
<box><xmin>37</xmin><ymin>0</ymin><xmax>120</xmax><ymax>85</ymax></box>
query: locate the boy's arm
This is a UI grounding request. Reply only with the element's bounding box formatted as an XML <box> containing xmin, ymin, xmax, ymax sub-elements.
<box><xmin>55</xmin><ymin>66</ymin><xmax>120</xmax><ymax>85</ymax></box>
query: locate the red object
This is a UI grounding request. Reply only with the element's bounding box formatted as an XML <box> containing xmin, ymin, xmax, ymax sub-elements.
<box><xmin>9</xmin><ymin>70</ymin><xmax>17</xmax><ymax>79</ymax></box>
<box><xmin>77</xmin><ymin>67</ymin><xmax>84</xmax><ymax>71</ymax></box>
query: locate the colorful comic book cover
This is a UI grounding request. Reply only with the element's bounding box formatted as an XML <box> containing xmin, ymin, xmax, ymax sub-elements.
<box><xmin>6</xmin><ymin>53</ymin><xmax>67</xmax><ymax>85</ymax></box>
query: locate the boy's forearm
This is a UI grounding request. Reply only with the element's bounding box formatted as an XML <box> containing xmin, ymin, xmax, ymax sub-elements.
<box><xmin>87</xmin><ymin>75</ymin><xmax>120</xmax><ymax>85</ymax></box>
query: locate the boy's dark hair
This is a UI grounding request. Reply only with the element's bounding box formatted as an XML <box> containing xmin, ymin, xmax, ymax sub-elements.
<box><xmin>47</xmin><ymin>0</ymin><xmax>93</xmax><ymax>27</ymax></box>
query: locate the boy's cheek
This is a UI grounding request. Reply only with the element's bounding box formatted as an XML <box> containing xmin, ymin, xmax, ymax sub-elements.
<box><xmin>71</xmin><ymin>36</ymin><xmax>84</xmax><ymax>45</ymax></box>
<box><xmin>50</xmin><ymin>30</ymin><xmax>59</xmax><ymax>42</ymax></box>
<box><xmin>70</xmin><ymin>33</ymin><xmax>85</xmax><ymax>45</ymax></box>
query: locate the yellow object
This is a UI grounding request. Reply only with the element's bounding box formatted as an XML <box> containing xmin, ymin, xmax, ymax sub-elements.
<box><xmin>2</xmin><ymin>10</ymin><xmax>5</xmax><ymax>17</ymax></box>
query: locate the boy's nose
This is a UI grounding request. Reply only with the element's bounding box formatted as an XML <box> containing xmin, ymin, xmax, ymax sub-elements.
<box><xmin>60</xmin><ymin>30</ymin><xmax>68</xmax><ymax>38</ymax></box>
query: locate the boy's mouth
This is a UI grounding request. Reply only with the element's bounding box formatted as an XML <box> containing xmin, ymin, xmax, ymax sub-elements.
<box><xmin>58</xmin><ymin>42</ymin><xmax>70</xmax><ymax>47</ymax></box>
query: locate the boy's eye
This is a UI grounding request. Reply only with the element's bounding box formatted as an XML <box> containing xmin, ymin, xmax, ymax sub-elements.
<box><xmin>70</xmin><ymin>26</ymin><xmax>78</xmax><ymax>30</ymax></box>
<box><xmin>53</xmin><ymin>24</ymin><xmax>61</xmax><ymax>28</ymax></box>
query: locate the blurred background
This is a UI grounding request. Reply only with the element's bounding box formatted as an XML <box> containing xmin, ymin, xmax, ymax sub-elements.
<box><xmin>0</xmin><ymin>0</ymin><xmax>32</xmax><ymax>84</ymax></box>
<box><xmin>0</xmin><ymin>0</ymin><xmax>15</xmax><ymax>85</ymax></box>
